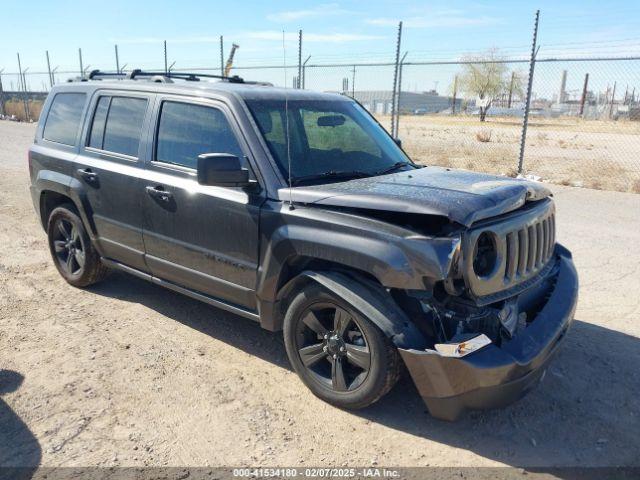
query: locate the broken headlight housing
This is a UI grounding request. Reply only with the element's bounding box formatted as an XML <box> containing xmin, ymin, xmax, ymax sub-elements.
<box><xmin>472</xmin><ymin>231</ymin><xmax>498</xmax><ymax>278</ymax></box>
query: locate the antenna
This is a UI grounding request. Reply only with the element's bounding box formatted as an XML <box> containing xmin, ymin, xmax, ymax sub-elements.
<box><xmin>283</xmin><ymin>30</ymin><xmax>294</xmax><ymax>210</ymax></box>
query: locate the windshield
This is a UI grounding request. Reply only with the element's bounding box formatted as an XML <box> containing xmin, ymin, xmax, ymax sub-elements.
<box><xmin>245</xmin><ymin>98</ymin><xmax>414</xmax><ymax>185</ymax></box>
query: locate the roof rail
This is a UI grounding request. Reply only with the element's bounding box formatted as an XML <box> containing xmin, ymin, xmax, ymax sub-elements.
<box><xmin>87</xmin><ymin>69</ymin><xmax>246</xmax><ymax>83</ymax></box>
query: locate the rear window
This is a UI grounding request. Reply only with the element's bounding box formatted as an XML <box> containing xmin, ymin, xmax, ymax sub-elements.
<box><xmin>88</xmin><ymin>96</ymin><xmax>148</xmax><ymax>157</ymax></box>
<box><xmin>43</xmin><ymin>93</ymin><xmax>86</xmax><ymax>146</ymax></box>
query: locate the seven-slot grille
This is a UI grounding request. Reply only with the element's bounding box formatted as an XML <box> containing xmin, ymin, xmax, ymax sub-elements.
<box><xmin>463</xmin><ymin>199</ymin><xmax>557</xmax><ymax>300</ymax></box>
<box><xmin>504</xmin><ymin>212</ymin><xmax>556</xmax><ymax>282</ymax></box>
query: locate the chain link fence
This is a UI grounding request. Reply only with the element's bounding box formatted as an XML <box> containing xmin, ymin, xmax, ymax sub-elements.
<box><xmin>1</xmin><ymin>56</ymin><xmax>639</xmax><ymax>193</ymax></box>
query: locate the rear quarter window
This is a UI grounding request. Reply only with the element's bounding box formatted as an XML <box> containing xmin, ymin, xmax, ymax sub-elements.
<box><xmin>43</xmin><ymin>93</ymin><xmax>87</xmax><ymax>146</ymax></box>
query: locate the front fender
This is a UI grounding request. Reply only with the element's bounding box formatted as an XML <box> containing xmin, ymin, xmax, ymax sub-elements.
<box><xmin>290</xmin><ymin>270</ymin><xmax>428</xmax><ymax>350</ymax></box>
<box><xmin>257</xmin><ymin>222</ymin><xmax>460</xmax><ymax>303</ymax></box>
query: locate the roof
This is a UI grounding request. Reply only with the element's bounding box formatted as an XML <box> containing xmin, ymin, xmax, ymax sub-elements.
<box><xmin>53</xmin><ymin>77</ymin><xmax>350</xmax><ymax>103</ymax></box>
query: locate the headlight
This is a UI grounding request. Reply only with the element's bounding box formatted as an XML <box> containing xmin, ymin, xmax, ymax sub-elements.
<box><xmin>472</xmin><ymin>231</ymin><xmax>498</xmax><ymax>278</ymax></box>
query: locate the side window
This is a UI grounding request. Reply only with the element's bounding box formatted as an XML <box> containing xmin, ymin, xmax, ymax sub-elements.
<box><xmin>156</xmin><ymin>101</ymin><xmax>243</xmax><ymax>169</ymax></box>
<box><xmin>88</xmin><ymin>96</ymin><xmax>147</xmax><ymax>157</ymax></box>
<box><xmin>43</xmin><ymin>93</ymin><xmax>86</xmax><ymax>146</ymax></box>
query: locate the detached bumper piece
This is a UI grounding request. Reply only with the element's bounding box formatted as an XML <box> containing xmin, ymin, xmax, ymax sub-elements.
<box><xmin>399</xmin><ymin>250</ymin><xmax>578</xmax><ymax>421</ymax></box>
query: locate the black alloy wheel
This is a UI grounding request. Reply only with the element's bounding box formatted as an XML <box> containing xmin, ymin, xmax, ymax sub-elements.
<box><xmin>283</xmin><ymin>283</ymin><xmax>401</xmax><ymax>409</ymax></box>
<box><xmin>52</xmin><ymin>217</ymin><xmax>86</xmax><ymax>276</ymax></box>
<box><xmin>47</xmin><ymin>205</ymin><xmax>109</xmax><ymax>287</ymax></box>
<box><xmin>295</xmin><ymin>302</ymin><xmax>372</xmax><ymax>392</ymax></box>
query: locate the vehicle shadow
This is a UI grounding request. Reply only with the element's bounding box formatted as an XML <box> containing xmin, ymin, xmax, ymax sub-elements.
<box><xmin>90</xmin><ymin>272</ymin><xmax>640</xmax><ymax>469</ymax></box>
<box><xmin>0</xmin><ymin>370</ymin><xmax>42</xmax><ymax>479</ymax></box>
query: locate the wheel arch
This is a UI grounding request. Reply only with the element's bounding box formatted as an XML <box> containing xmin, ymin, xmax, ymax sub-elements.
<box><xmin>40</xmin><ymin>190</ymin><xmax>76</xmax><ymax>229</ymax></box>
<box><xmin>35</xmin><ymin>170</ymin><xmax>99</xmax><ymax>242</ymax></box>
<box><xmin>269</xmin><ymin>267</ymin><xmax>427</xmax><ymax>350</ymax></box>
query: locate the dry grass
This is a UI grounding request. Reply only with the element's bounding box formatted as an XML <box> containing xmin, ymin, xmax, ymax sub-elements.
<box><xmin>2</xmin><ymin>100</ymin><xmax>43</xmax><ymax>122</ymax></box>
<box><xmin>383</xmin><ymin>114</ymin><xmax>640</xmax><ymax>194</ymax></box>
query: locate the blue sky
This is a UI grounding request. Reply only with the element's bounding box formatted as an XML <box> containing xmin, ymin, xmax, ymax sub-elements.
<box><xmin>2</xmin><ymin>0</ymin><xmax>640</xmax><ymax>95</ymax></box>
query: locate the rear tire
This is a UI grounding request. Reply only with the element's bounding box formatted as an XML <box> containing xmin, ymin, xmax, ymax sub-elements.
<box><xmin>283</xmin><ymin>282</ymin><xmax>401</xmax><ymax>409</ymax></box>
<box><xmin>47</xmin><ymin>205</ymin><xmax>109</xmax><ymax>287</ymax></box>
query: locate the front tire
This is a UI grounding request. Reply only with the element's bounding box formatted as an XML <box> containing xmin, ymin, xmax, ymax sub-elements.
<box><xmin>47</xmin><ymin>205</ymin><xmax>109</xmax><ymax>287</ymax></box>
<box><xmin>283</xmin><ymin>282</ymin><xmax>401</xmax><ymax>409</ymax></box>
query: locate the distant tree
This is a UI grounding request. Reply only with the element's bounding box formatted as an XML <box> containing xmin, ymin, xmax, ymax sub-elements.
<box><xmin>457</xmin><ymin>49</ymin><xmax>524</xmax><ymax>121</ymax></box>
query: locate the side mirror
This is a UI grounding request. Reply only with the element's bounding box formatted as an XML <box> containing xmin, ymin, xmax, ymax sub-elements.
<box><xmin>197</xmin><ymin>153</ymin><xmax>250</xmax><ymax>187</ymax></box>
<box><xmin>394</xmin><ymin>138</ymin><xmax>402</xmax><ymax>148</ymax></box>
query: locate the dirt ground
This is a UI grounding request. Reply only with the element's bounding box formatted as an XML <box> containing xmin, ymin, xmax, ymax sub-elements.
<box><xmin>1</xmin><ymin>120</ymin><xmax>639</xmax><ymax>469</ymax></box>
<box><xmin>384</xmin><ymin>114</ymin><xmax>640</xmax><ymax>194</ymax></box>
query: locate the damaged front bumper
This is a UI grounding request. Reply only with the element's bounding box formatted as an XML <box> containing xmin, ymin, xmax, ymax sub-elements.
<box><xmin>398</xmin><ymin>247</ymin><xmax>579</xmax><ymax>421</ymax></box>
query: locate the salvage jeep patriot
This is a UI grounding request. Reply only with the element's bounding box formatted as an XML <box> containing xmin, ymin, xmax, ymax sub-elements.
<box><xmin>28</xmin><ymin>70</ymin><xmax>578</xmax><ymax>420</ymax></box>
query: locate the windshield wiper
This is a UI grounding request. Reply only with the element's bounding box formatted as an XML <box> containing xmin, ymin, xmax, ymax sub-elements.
<box><xmin>290</xmin><ymin>170</ymin><xmax>371</xmax><ymax>186</ymax></box>
<box><xmin>373</xmin><ymin>161</ymin><xmax>414</xmax><ymax>176</ymax></box>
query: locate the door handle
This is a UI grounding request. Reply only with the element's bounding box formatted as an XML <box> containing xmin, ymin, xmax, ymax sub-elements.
<box><xmin>146</xmin><ymin>185</ymin><xmax>173</xmax><ymax>203</ymax></box>
<box><xmin>77</xmin><ymin>168</ymin><xmax>98</xmax><ymax>184</ymax></box>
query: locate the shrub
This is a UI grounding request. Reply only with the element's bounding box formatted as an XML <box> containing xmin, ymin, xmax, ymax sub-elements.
<box><xmin>475</xmin><ymin>129</ymin><xmax>492</xmax><ymax>143</ymax></box>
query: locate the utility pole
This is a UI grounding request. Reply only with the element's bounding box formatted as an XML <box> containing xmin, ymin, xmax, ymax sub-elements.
<box><xmin>579</xmin><ymin>73</ymin><xmax>589</xmax><ymax>117</ymax></box>
<box><xmin>507</xmin><ymin>71</ymin><xmax>515</xmax><ymax>108</ymax></box>
<box><xmin>297</xmin><ymin>30</ymin><xmax>302</xmax><ymax>89</ymax></box>
<box><xmin>115</xmin><ymin>44</ymin><xmax>120</xmax><ymax>74</ymax></box>
<box><xmin>220</xmin><ymin>36</ymin><xmax>224</xmax><ymax>76</ymax></box>
<box><xmin>452</xmin><ymin>74</ymin><xmax>458</xmax><ymax>115</ymax></box>
<box><xmin>517</xmin><ymin>10</ymin><xmax>540</xmax><ymax>175</ymax></box>
<box><xmin>390</xmin><ymin>21</ymin><xmax>403</xmax><ymax>137</ymax></box>
<box><xmin>302</xmin><ymin>55</ymin><xmax>311</xmax><ymax>89</ymax></box>
<box><xmin>78</xmin><ymin>48</ymin><xmax>84</xmax><ymax>78</ymax></box>
<box><xmin>46</xmin><ymin>50</ymin><xmax>53</xmax><ymax>88</ymax></box>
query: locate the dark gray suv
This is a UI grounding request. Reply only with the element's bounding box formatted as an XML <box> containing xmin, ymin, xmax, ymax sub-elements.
<box><xmin>28</xmin><ymin>71</ymin><xmax>578</xmax><ymax>421</ymax></box>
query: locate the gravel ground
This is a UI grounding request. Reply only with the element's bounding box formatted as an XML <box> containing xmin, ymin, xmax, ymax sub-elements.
<box><xmin>1</xmin><ymin>120</ymin><xmax>639</xmax><ymax>469</ymax></box>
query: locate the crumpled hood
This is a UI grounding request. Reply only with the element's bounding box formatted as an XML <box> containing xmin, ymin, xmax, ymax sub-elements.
<box><xmin>278</xmin><ymin>166</ymin><xmax>552</xmax><ymax>227</ymax></box>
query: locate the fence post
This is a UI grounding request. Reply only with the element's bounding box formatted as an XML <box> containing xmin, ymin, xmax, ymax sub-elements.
<box><xmin>517</xmin><ymin>10</ymin><xmax>540</xmax><ymax>175</ymax></box>
<box><xmin>46</xmin><ymin>51</ymin><xmax>53</xmax><ymax>88</ymax></box>
<box><xmin>302</xmin><ymin>55</ymin><xmax>311</xmax><ymax>89</ymax></box>
<box><xmin>351</xmin><ymin>65</ymin><xmax>356</xmax><ymax>98</ymax></box>
<box><xmin>579</xmin><ymin>73</ymin><xmax>589</xmax><ymax>117</ymax></box>
<box><xmin>390</xmin><ymin>21</ymin><xmax>403</xmax><ymax>137</ymax></box>
<box><xmin>220</xmin><ymin>36</ymin><xmax>224</xmax><ymax>76</ymax></box>
<box><xmin>297</xmin><ymin>30</ymin><xmax>302</xmax><ymax>89</ymax></box>
<box><xmin>452</xmin><ymin>74</ymin><xmax>458</xmax><ymax>115</ymax></box>
<box><xmin>507</xmin><ymin>71</ymin><xmax>515</xmax><ymax>108</ymax></box>
<box><xmin>17</xmin><ymin>53</ymin><xmax>30</xmax><ymax>121</ymax></box>
<box><xmin>23</xmin><ymin>68</ymin><xmax>32</xmax><ymax>120</ymax></box>
<box><xmin>395</xmin><ymin>51</ymin><xmax>408</xmax><ymax>136</ymax></box>
<box><xmin>609</xmin><ymin>81</ymin><xmax>617</xmax><ymax>119</ymax></box>
<box><xmin>164</xmin><ymin>40</ymin><xmax>168</xmax><ymax>74</ymax></box>
<box><xmin>0</xmin><ymin>69</ymin><xmax>5</xmax><ymax>116</ymax></box>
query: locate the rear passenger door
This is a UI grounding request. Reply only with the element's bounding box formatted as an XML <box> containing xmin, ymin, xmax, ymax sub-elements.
<box><xmin>142</xmin><ymin>96</ymin><xmax>264</xmax><ymax>310</ymax></box>
<box><xmin>76</xmin><ymin>91</ymin><xmax>154</xmax><ymax>272</ymax></box>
